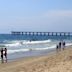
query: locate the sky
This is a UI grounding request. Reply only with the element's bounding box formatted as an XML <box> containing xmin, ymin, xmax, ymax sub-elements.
<box><xmin>0</xmin><ymin>0</ymin><xmax>72</xmax><ymax>33</ymax></box>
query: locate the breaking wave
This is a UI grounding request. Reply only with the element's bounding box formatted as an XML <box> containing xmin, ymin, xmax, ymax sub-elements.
<box><xmin>0</xmin><ymin>39</ymin><xmax>72</xmax><ymax>54</ymax></box>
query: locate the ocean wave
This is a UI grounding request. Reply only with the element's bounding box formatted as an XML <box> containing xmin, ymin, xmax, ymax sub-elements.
<box><xmin>66</xmin><ymin>43</ymin><xmax>72</xmax><ymax>46</ymax></box>
<box><xmin>5</xmin><ymin>42</ymin><xmax>22</xmax><ymax>47</ymax></box>
<box><xmin>23</xmin><ymin>39</ymin><xmax>52</xmax><ymax>44</ymax></box>
<box><xmin>4</xmin><ymin>39</ymin><xmax>52</xmax><ymax>47</ymax></box>
<box><xmin>7</xmin><ymin>44</ymin><xmax>56</xmax><ymax>54</ymax></box>
<box><xmin>7</xmin><ymin>49</ymin><xmax>30</xmax><ymax>54</ymax></box>
<box><xmin>1</xmin><ymin>39</ymin><xmax>72</xmax><ymax>54</ymax></box>
<box><xmin>4</xmin><ymin>42</ymin><xmax>72</xmax><ymax>54</ymax></box>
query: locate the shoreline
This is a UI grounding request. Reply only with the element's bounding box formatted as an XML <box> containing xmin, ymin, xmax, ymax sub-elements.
<box><xmin>6</xmin><ymin>45</ymin><xmax>72</xmax><ymax>62</ymax></box>
<box><xmin>1</xmin><ymin>45</ymin><xmax>71</xmax><ymax>62</ymax></box>
<box><xmin>6</xmin><ymin>48</ymin><xmax>56</xmax><ymax>62</ymax></box>
<box><xmin>10</xmin><ymin>45</ymin><xmax>72</xmax><ymax>62</ymax></box>
<box><xmin>0</xmin><ymin>46</ymin><xmax>72</xmax><ymax>72</ymax></box>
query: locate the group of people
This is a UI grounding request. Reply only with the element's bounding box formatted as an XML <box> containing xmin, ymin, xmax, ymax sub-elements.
<box><xmin>0</xmin><ymin>48</ymin><xmax>7</xmax><ymax>63</ymax></box>
<box><xmin>56</xmin><ymin>41</ymin><xmax>66</xmax><ymax>52</ymax></box>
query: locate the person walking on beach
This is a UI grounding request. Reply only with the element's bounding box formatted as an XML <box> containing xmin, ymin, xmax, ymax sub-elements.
<box><xmin>4</xmin><ymin>48</ymin><xmax>7</xmax><ymax>63</ymax></box>
<box><xmin>0</xmin><ymin>48</ymin><xmax>4</xmax><ymax>63</ymax></box>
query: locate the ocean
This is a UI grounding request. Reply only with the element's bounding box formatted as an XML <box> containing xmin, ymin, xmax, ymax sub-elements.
<box><xmin>0</xmin><ymin>34</ymin><xmax>72</xmax><ymax>60</ymax></box>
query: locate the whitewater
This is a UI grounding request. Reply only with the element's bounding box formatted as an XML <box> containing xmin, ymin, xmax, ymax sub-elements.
<box><xmin>0</xmin><ymin>39</ymin><xmax>72</xmax><ymax>54</ymax></box>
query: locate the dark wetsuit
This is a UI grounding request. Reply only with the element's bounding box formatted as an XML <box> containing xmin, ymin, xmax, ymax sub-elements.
<box><xmin>4</xmin><ymin>48</ymin><xmax>7</xmax><ymax>62</ymax></box>
<box><xmin>1</xmin><ymin>49</ymin><xmax>3</xmax><ymax>59</ymax></box>
<box><xmin>63</xmin><ymin>42</ymin><xmax>65</xmax><ymax>50</ymax></box>
<box><xmin>4</xmin><ymin>48</ymin><xmax>7</xmax><ymax>58</ymax></box>
<box><xmin>63</xmin><ymin>42</ymin><xmax>65</xmax><ymax>47</ymax></box>
<box><xmin>59</xmin><ymin>42</ymin><xmax>61</xmax><ymax>51</ymax></box>
<box><xmin>59</xmin><ymin>42</ymin><xmax>61</xmax><ymax>48</ymax></box>
<box><xmin>1</xmin><ymin>48</ymin><xmax>4</xmax><ymax>63</ymax></box>
<box><xmin>56</xmin><ymin>45</ymin><xmax>59</xmax><ymax>52</ymax></box>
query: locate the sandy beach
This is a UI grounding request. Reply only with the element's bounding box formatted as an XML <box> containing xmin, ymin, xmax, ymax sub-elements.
<box><xmin>0</xmin><ymin>47</ymin><xmax>72</xmax><ymax>72</ymax></box>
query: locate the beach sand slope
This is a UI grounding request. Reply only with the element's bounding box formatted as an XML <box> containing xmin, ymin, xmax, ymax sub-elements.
<box><xmin>0</xmin><ymin>47</ymin><xmax>72</xmax><ymax>72</ymax></box>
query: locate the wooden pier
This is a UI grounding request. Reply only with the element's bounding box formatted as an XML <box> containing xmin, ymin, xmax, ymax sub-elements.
<box><xmin>11</xmin><ymin>31</ymin><xmax>72</xmax><ymax>36</ymax></box>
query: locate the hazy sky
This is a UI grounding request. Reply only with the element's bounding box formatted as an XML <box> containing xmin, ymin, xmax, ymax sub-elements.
<box><xmin>0</xmin><ymin>0</ymin><xmax>72</xmax><ymax>33</ymax></box>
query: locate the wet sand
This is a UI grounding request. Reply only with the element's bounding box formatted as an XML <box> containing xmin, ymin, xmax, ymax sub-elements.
<box><xmin>0</xmin><ymin>46</ymin><xmax>72</xmax><ymax>72</ymax></box>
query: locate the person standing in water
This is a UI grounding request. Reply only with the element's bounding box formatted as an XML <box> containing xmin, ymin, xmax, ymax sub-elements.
<box><xmin>59</xmin><ymin>42</ymin><xmax>61</xmax><ymax>51</ymax></box>
<box><xmin>0</xmin><ymin>48</ymin><xmax>4</xmax><ymax>63</ymax></box>
<box><xmin>56</xmin><ymin>45</ymin><xmax>59</xmax><ymax>52</ymax></box>
<box><xmin>4</xmin><ymin>48</ymin><xmax>7</xmax><ymax>63</ymax></box>
<box><xmin>63</xmin><ymin>41</ymin><xmax>66</xmax><ymax>50</ymax></box>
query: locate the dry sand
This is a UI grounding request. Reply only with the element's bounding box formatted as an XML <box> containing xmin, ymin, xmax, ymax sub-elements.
<box><xmin>0</xmin><ymin>47</ymin><xmax>72</xmax><ymax>72</ymax></box>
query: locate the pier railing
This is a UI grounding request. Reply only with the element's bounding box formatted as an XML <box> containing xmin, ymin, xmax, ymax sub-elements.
<box><xmin>11</xmin><ymin>31</ymin><xmax>72</xmax><ymax>36</ymax></box>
